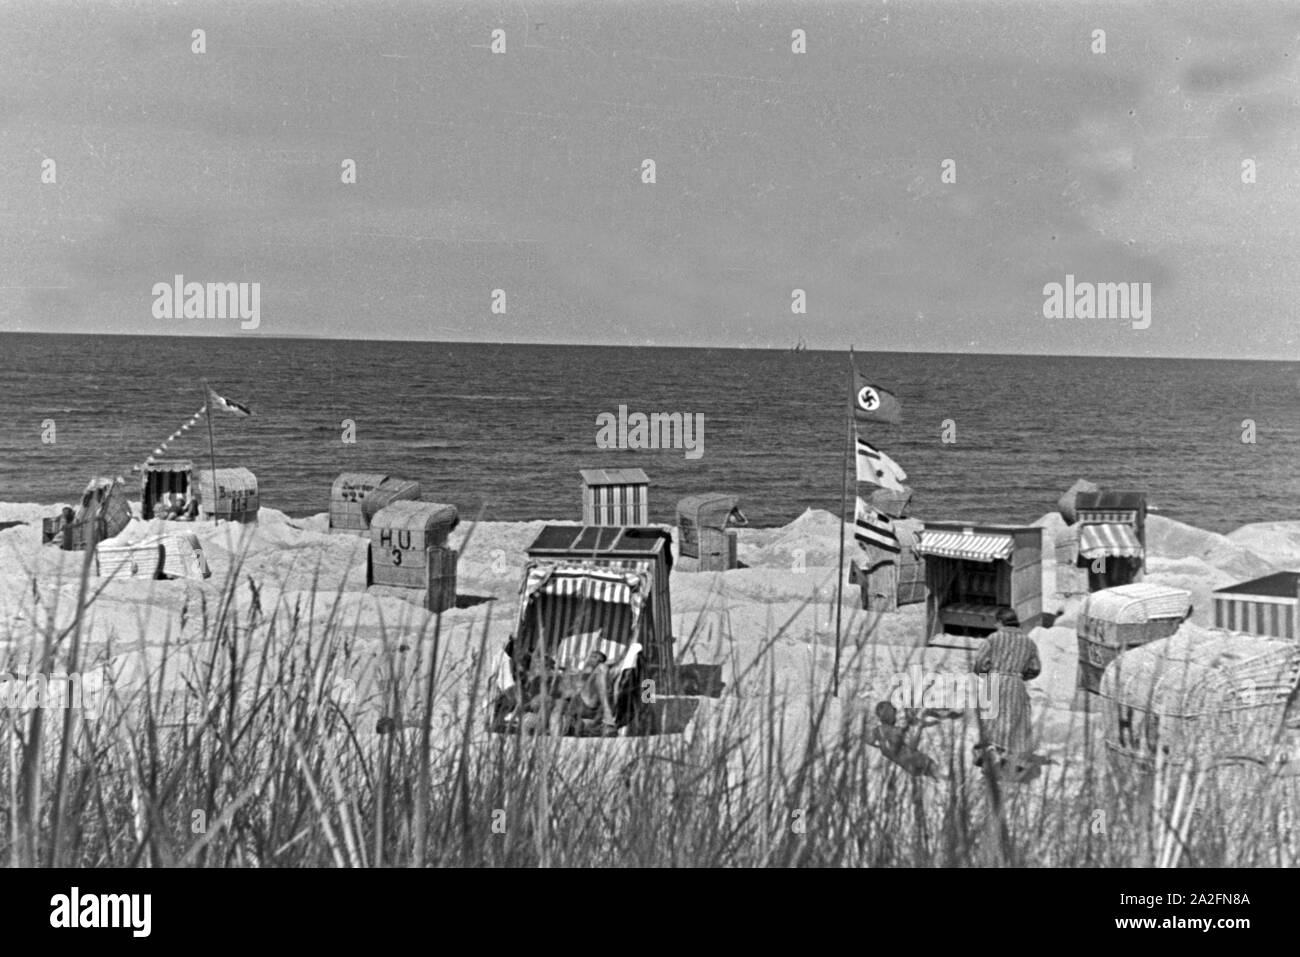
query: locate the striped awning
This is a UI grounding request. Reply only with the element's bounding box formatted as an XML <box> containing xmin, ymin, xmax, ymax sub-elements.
<box><xmin>531</xmin><ymin>598</ymin><xmax>639</xmax><ymax>672</ymax></box>
<box><xmin>916</xmin><ymin>530</ymin><xmax>1014</xmax><ymax>563</ymax></box>
<box><xmin>1079</xmin><ymin>523</ymin><xmax>1142</xmax><ymax>559</ymax></box>
<box><xmin>526</xmin><ymin>565</ymin><xmax>643</xmax><ymax>605</ymax></box>
<box><xmin>516</xmin><ymin>563</ymin><xmax>650</xmax><ymax>673</ymax></box>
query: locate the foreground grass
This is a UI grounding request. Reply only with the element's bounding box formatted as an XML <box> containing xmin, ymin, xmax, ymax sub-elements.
<box><xmin>2</xmin><ymin>527</ymin><xmax>1296</xmax><ymax>868</ymax></box>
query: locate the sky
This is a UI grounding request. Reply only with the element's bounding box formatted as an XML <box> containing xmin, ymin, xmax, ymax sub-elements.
<box><xmin>1</xmin><ymin>0</ymin><xmax>1298</xmax><ymax>358</ymax></box>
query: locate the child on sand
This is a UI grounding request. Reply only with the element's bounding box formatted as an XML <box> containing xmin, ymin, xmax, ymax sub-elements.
<box><xmin>59</xmin><ymin>506</ymin><xmax>76</xmax><ymax>550</ymax></box>
<box><xmin>868</xmin><ymin>700</ymin><xmax>939</xmax><ymax>779</ymax></box>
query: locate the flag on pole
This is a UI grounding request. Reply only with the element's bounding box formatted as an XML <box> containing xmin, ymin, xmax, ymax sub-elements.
<box><xmin>206</xmin><ymin>386</ymin><xmax>252</xmax><ymax>417</ymax></box>
<box><xmin>852</xmin><ymin>367</ymin><xmax>902</xmax><ymax>424</ymax></box>
<box><xmin>855</xmin><ymin>434</ymin><xmax>908</xmax><ymax>492</ymax></box>
<box><xmin>854</xmin><ymin>497</ymin><xmax>900</xmax><ymax>554</ymax></box>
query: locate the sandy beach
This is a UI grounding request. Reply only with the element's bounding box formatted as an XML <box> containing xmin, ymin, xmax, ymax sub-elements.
<box><xmin>6</xmin><ymin>498</ymin><xmax>1298</xmax><ymax>764</ymax></box>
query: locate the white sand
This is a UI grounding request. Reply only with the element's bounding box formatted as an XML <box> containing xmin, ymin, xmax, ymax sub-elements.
<box><xmin>1</xmin><ymin>499</ymin><xmax>1295</xmax><ymax>754</ymax></box>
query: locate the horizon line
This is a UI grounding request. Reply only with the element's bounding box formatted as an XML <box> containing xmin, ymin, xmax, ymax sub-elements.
<box><xmin>0</xmin><ymin>328</ymin><xmax>1293</xmax><ymax>364</ymax></box>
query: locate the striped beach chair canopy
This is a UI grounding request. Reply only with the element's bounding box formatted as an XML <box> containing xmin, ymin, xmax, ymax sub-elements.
<box><xmin>142</xmin><ymin>459</ymin><xmax>194</xmax><ymax>476</ymax></box>
<box><xmin>915</xmin><ymin>528</ymin><xmax>1015</xmax><ymax>563</ymax></box>
<box><xmin>515</xmin><ymin>561</ymin><xmax>652</xmax><ymax>673</ymax></box>
<box><xmin>522</xmin><ymin>562</ymin><xmax>645</xmax><ymax>605</ymax></box>
<box><xmin>1078</xmin><ymin>522</ymin><xmax>1142</xmax><ymax>559</ymax></box>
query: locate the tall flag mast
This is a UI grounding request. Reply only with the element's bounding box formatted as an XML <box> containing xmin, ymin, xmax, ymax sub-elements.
<box><xmin>833</xmin><ymin>351</ymin><xmax>854</xmax><ymax>696</ymax></box>
<box><xmin>833</xmin><ymin>349</ymin><xmax>906</xmax><ymax>696</ymax></box>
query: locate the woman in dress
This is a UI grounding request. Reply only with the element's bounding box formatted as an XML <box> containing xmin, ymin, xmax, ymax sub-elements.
<box><xmin>972</xmin><ymin>607</ymin><xmax>1041</xmax><ymax>769</ymax></box>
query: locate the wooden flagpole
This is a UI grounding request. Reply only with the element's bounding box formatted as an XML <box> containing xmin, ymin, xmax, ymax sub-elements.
<box><xmin>201</xmin><ymin>380</ymin><xmax>219</xmax><ymax>524</ymax></box>
<box><xmin>832</xmin><ymin>348</ymin><xmax>853</xmax><ymax>697</ymax></box>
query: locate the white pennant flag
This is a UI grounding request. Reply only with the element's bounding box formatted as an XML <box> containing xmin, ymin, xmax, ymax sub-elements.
<box><xmin>206</xmin><ymin>386</ymin><xmax>252</xmax><ymax>417</ymax></box>
<box><xmin>855</xmin><ymin>434</ymin><xmax>908</xmax><ymax>492</ymax></box>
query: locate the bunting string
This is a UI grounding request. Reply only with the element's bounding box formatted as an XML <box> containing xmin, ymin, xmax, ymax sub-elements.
<box><xmin>129</xmin><ymin>406</ymin><xmax>207</xmax><ymax>473</ymax></box>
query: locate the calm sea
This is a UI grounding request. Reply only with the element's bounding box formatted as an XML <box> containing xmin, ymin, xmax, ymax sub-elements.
<box><xmin>1</xmin><ymin>333</ymin><xmax>1296</xmax><ymax>533</ymax></box>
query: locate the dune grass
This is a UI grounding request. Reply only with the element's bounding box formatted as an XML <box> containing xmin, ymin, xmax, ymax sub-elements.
<box><xmin>1</xmin><ymin>521</ymin><xmax>1296</xmax><ymax>868</ymax></box>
